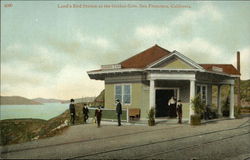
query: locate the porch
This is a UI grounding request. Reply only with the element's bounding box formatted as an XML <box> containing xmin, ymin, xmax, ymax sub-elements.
<box><xmin>147</xmin><ymin>72</ymin><xmax>236</xmax><ymax>123</ymax></box>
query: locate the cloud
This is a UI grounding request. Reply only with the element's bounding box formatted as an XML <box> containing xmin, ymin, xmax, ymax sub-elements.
<box><xmin>1</xmin><ymin>43</ymin><xmax>66</xmax><ymax>74</ymax></box>
<box><xmin>51</xmin><ymin>65</ymin><xmax>104</xmax><ymax>99</ymax></box>
<box><xmin>135</xmin><ymin>25</ymin><xmax>168</xmax><ymax>39</ymax></box>
<box><xmin>170</xmin><ymin>3</ymin><xmax>223</xmax><ymax>27</ymax></box>
<box><xmin>1</xmin><ymin>63</ymin><xmax>104</xmax><ymax>99</ymax></box>
<box><xmin>168</xmin><ymin>37</ymin><xmax>226</xmax><ymax>63</ymax></box>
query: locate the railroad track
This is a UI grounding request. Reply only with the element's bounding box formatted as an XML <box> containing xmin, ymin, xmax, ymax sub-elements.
<box><xmin>66</xmin><ymin>123</ymin><xmax>250</xmax><ymax>159</ymax></box>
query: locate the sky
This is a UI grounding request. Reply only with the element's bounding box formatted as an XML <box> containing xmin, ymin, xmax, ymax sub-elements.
<box><xmin>1</xmin><ymin>1</ymin><xmax>250</xmax><ymax>100</ymax></box>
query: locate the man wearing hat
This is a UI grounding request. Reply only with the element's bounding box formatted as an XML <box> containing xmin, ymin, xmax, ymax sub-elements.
<box><xmin>116</xmin><ymin>99</ymin><xmax>122</xmax><ymax>126</ymax></box>
<box><xmin>69</xmin><ymin>99</ymin><xmax>75</xmax><ymax>125</ymax></box>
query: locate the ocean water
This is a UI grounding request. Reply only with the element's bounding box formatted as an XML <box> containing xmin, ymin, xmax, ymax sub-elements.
<box><xmin>0</xmin><ymin>103</ymin><xmax>69</xmax><ymax>120</ymax></box>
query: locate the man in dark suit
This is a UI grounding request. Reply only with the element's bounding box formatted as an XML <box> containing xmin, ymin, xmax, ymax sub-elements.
<box><xmin>69</xmin><ymin>99</ymin><xmax>75</xmax><ymax>125</ymax></box>
<box><xmin>116</xmin><ymin>99</ymin><xmax>122</xmax><ymax>126</ymax></box>
<box><xmin>176</xmin><ymin>100</ymin><xmax>183</xmax><ymax>124</ymax></box>
<box><xmin>95</xmin><ymin>106</ymin><xmax>102</xmax><ymax>127</ymax></box>
<box><xmin>82</xmin><ymin>103</ymin><xmax>89</xmax><ymax>123</ymax></box>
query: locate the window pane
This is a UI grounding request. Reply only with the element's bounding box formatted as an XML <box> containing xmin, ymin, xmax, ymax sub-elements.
<box><xmin>124</xmin><ymin>85</ymin><xmax>130</xmax><ymax>94</ymax></box>
<box><xmin>115</xmin><ymin>85</ymin><xmax>122</xmax><ymax>102</ymax></box>
<box><xmin>196</xmin><ymin>86</ymin><xmax>201</xmax><ymax>95</ymax></box>
<box><xmin>116</xmin><ymin>85</ymin><xmax>122</xmax><ymax>95</ymax></box>
<box><xmin>123</xmin><ymin>95</ymin><xmax>130</xmax><ymax>104</ymax></box>
<box><xmin>123</xmin><ymin>85</ymin><xmax>131</xmax><ymax>104</ymax></box>
<box><xmin>202</xmin><ymin>86</ymin><xmax>206</xmax><ymax>103</ymax></box>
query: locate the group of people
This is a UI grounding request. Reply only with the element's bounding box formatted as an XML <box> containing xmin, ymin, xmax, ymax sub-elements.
<box><xmin>69</xmin><ymin>98</ymin><xmax>122</xmax><ymax>127</ymax></box>
<box><xmin>69</xmin><ymin>96</ymin><xmax>182</xmax><ymax>126</ymax></box>
<box><xmin>69</xmin><ymin>99</ymin><xmax>89</xmax><ymax>125</ymax></box>
<box><xmin>168</xmin><ymin>97</ymin><xmax>183</xmax><ymax>124</ymax></box>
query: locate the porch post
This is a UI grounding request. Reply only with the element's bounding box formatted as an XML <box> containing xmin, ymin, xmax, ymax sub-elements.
<box><xmin>230</xmin><ymin>84</ymin><xmax>235</xmax><ymax>119</ymax></box>
<box><xmin>217</xmin><ymin>85</ymin><xmax>222</xmax><ymax>116</ymax></box>
<box><xmin>189</xmin><ymin>80</ymin><xmax>195</xmax><ymax>123</ymax></box>
<box><xmin>149</xmin><ymin>80</ymin><xmax>155</xmax><ymax>109</ymax></box>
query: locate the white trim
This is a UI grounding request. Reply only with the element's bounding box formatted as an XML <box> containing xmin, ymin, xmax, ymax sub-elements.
<box><xmin>189</xmin><ymin>80</ymin><xmax>196</xmax><ymax>123</ymax></box>
<box><xmin>87</xmin><ymin>66</ymin><xmax>239</xmax><ymax>78</ymax></box>
<box><xmin>114</xmin><ymin>83</ymin><xmax>132</xmax><ymax>106</ymax></box>
<box><xmin>146</xmin><ymin>50</ymin><xmax>205</xmax><ymax>71</ymax></box>
<box><xmin>149</xmin><ymin>80</ymin><xmax>155</xmax><ymax>109</ymax></box>
<box><xmin>229</xmin><ymin>84</ymin><xmax>235</xmax><ymax>119</ymax></box>
<box><xmin>87</xmin><ymin>68</ymin><xmax>143</xmax><ymax>75</ymax></box>
<box><xmin>146</xmin><ymin>68</ymin><xmax>200</xmax><ymax>72</ymax></box>
<box><xmin>148</xmin><ymin>73</ymin><xmax>196</xmax><ymax>81</ymax></box>
<box><xmin>205</xmin><ymin>70</ymin><xmax>240</xmax><ymax>78</ymax></box>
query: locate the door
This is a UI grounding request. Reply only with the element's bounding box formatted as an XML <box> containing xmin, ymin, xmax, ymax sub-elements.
<box><xmin>155</xmin><ymin>89</ymin><xmax>175</xmax><ymax>117</ymax></box>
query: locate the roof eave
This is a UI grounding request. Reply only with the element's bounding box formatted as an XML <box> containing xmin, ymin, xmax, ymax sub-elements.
<box><xmin>203</xmin><ymin>70</ymin><xmax>240</xmax><ymax>78</ymax></box>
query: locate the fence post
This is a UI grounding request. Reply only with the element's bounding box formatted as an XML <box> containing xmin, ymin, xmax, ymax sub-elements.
<box><xmin>127</xmin><ymin>107</ymin><xmax>129</xmax><ymax>123</ymax></box>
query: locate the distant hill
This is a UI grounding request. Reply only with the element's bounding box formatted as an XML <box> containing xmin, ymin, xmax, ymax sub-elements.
<box><xmin>61</xmin><ymin>97</ymin><xmax>96</xmax><ymax>104</ymax></box>
<box><xmin>0</xmin><ymin>96</ymin><xmax>42</xmax><ymax>105</ymax></box>
<box><xmin>32</xmin><ymin>98</ymin><xmax>64</xmax><ymax>104</ymax></box>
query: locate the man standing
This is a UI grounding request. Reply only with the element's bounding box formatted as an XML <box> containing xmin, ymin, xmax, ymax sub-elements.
<box><xmin>176</xmin><ymin>100</ymin><xmax>183</xmax><ymax>124</ymax></box>
<box><xmin>69</xmin><ymin>99</ymin><xmax>75</xmax><ymax>125</ymax></box>
<box><xmin>95</xmin><ymin>106</ymin><xmax>102</xmax><ymax>127</ymax></box>
<box><xmin>116</xmin><ymin>99</ymin><xmax>122</xmax><ymax>126</ymax></box>
<box><xmin>82</xmin><ymin>103</ymin><xmax>89</xmax><ymax>123</ymax></box>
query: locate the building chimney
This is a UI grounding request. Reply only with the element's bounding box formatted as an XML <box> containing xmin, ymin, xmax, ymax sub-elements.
<box><xmin>237</xmin><ymin>51</ymin><xmax>241</xmax><ymax>109</ymax></box>
<box><xmin>237</xmin><ymin>51</ymin><xmax>240</xmax><ymax>72</ymax></box>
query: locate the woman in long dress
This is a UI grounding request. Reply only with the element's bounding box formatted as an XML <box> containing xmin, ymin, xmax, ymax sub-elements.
<box><xmin>168</xmin><ymin>97</ymin><xmax>176</xmax><ymax>118</ymax></box>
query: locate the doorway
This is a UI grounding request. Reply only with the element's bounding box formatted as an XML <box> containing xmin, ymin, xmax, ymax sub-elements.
<box><xmin>155</xmin><ymin>89</ymin><xmax>178</xmax><ymax>118</ymax></box>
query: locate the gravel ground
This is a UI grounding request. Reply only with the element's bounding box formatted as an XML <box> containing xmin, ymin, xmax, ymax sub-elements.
<box><xmin>1</xmin><ymin>116</ymin><xmax>249</xmax><ymax>159</ymax></box>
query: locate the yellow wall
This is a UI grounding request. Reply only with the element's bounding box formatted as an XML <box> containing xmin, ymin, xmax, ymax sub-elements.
<box><xmin>105</xmin><ymin>84</ymin><xmax>115</xmax><ymax>109</ymax></box>
<box><xmin>105</xmin><ymin>83</ymin><xmax>191</xmax><ymax>120</ymax></box>
<box><xmin>162</xmin><ymin>58</ymin><xmax>195</xmax><ymax>69</ymax></box>
<box><xmin>182</xmin><ymin>103</ymin><xmax>190</xmax><ymax>120</ymax></box>
<box><xmin>105</xmin><ymin>83</ymin><xmax>150</xmax><ymax>119</ymax></box>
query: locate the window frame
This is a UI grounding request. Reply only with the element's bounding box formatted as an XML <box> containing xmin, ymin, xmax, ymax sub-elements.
<box><xmin>114</xmin><ymin>83</ymin><xmax>132</xmax><ymax>105</ymax></box>
<box><xmin>196</xmin><ymin>84</ymin><xmax>207</xmax><ymax>105</ymax></box>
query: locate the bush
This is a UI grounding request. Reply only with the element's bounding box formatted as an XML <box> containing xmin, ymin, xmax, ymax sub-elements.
<box><xmin>191</xmin><ymin>95</ymin><xmax>205</xmax><ymax>125</ymax></box>
<box><xmin>234</xmin><ymin>105</ymin><xmax>241</xmax><ymax>118</ymax></box>
<box><xmin>147</xmin><ymin>108</ymin><xmax>155</xmax><ymax>126</ymax></box>
<box><xmin>191</xmin><ymin>95</ymin><xmax>205</xmax><ymax>115</ymax></box>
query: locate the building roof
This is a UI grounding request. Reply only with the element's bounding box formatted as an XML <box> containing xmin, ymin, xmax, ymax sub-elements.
<box><xmin>88</xmin><ymin>45</ymin><xmax>240</xmax><ymax>77</ymax></box>
<box><xmin>120</xmin><ymin>44</ymin><xmax>171</xmax><ymax>68</ymax></box>
<box><xmin>199</xmin><ymin>64</ymin><xmax>240</xmax><ymax>75</ymax></box>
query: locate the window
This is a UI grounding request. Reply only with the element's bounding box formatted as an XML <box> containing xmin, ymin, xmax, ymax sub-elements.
<box><xmin>123</xmin><ymin>85</ymin><xmax>131</xmax><ymax>104</ymax></box>
<box><xmin>115</xmin><ymin>84</ymin><xmax>131</xmax><ymax>104</ymax></box>
<box><xmin>196</xmin><ymin>84</ymin><xmax>207</xmax><ymax>104</ymax></box>
<box><xmin>115</xmin><ymin>85</ymin><xmax>122</xmax><ymax>103</ymax></box>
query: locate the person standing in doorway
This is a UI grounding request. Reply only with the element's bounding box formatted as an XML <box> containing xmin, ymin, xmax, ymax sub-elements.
<box><xmin>95</xmin><ymin>106</ymin><xmax>102</xmax><ymax>127</ymax></box>
<box><xmin>82</xmin><ymin>103</ymin><xmax>89</xmax><ymax>124</ymax></box>
<box><xmin>176</xmin><ymin>100</ymin><xmax>183</xmax><ymax>124</ymax></box>
<box><xmin>69</xmin><ymin>99</ymin><xmax>75</xmax><ymax>125</ymax></box>
<box><xmin>168</xmin><ymin>97</ymin><xmax>176</xmax><ymax>118</ymax></box>
<box><xmin>116</xmin><ymin>99</ymin><xmax>122</xmax><ymax>126</ymax></box>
